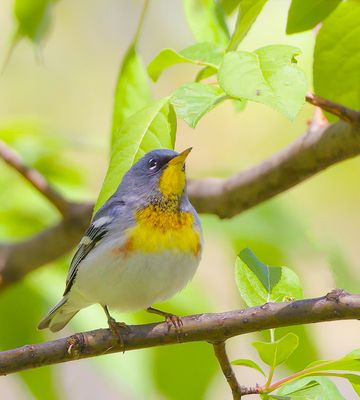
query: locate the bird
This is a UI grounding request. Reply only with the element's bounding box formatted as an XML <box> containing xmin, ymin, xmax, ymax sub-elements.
<box><xmin>38</xmin><ymin>147</ymin><xmax>202</xmax><ymax>336</ymax></box>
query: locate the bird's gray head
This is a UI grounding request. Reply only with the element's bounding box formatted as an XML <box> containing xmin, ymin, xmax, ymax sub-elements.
<box><xmin>117</xmin><ymin>148</ymin><xmax>192</xmax><ymax>204</ymax></box>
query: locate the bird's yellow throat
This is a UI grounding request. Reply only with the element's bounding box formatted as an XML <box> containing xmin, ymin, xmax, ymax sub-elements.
<box><xmin>158</xmin><ymin>162</ymin><xmax>186</xmax><ymax>197</ymax></box>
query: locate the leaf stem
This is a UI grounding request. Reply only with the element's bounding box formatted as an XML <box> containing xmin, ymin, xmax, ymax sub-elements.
<box><xmin>261</xmin><ymin>359</ymin><xmax>338</xmax><ymax>394</ymax></box>
<box><xmin>265</xmin><ymin>365</ymin><xmax>275</xmax><ymax>390</ymax></box>
<box><xmin>134</xmin><ymin>0</ymin><xmax>150</xmax><ymax>44</ymax></box>
<box><xmin>270</xmin><ymin>328</ymin><xmax>275</xmax><ymax>343</ymax></box>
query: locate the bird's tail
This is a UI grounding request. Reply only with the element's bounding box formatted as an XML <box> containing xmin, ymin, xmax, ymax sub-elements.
<box><xmin>38</xmin><ymin>297</ymin><xmax>79</xmax><ymax>332</ymax></box>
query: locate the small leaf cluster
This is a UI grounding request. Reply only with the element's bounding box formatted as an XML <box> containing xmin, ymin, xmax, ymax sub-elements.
<box><xmin>93</xmin><ymin>0</ymin><xmax>360</xmax><ymax>209</ymax></box>
<box><xmin>233</xmin><ymin>248</ymin><xmax>360</xmax><ymax>399</ymax></box>
<box><xmin>95</xmin><ymin>0</ymin><xmax>310</xmax><ymax>209</ymax></box>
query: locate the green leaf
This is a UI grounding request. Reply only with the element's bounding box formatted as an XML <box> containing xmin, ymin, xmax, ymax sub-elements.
<box><xmin>195</xmin><ymin>66</ymin><xmax>218</xmax><ymax>82</ymax></box>
<box><xmin>111</xmin><ymin>43</ymin><xmax>152</xmax><ymax>145</ymax></box>
<box><xmin>277</xmin><ymin>376</ymin><xmax>345</xmax><ymax>399</ymax></box>
<box><xmin>13</xmin><ymin>0</ymin><xmax>56</xmax><ymax>43</ymax></box>
<box><xmin>231</xmin><ymin>358</ymin><xmax>266</xmax><ymax>376</ymax></box>
<box><xmin>348</xmin><ymin>374</ymin><xmax>360</xmax><ymax>396</ymax></box>
<box><xmin>253</xmin><ymin>333</ymin><xmax>299</xmax><ymax>368</ymax></box>
<box><xmin>148</xmin><ymin>43</ymin><xmax>224</xmax><ymax>82</ymax></box>
<box><xmin>286</xmin><ymin>0</ymin><xmax>342</xmax><ymax>34</ymax></box>
<box><xmin>227</xmin><ymin>0</ymin><xmax>268</xmax><ymax>51</ymax></box>
<box><xmin>312</xmin><ymin>373</ymin><xmax>360</xmax><ymax>397</ymax></box>
<box><xmin>313</xmin><ymin>0</ymin><xmax>360</xmax><ymax>121</ymax></box>
<box><xmin>220</xmin><ymin>0</ymin><xmax>241</xmax><ymax>15</ymax></box>
<box><xmin>305</xmin><ymin>348</ymin><xmax>360</xmax><ymax>373</ymax></box>
<box><xmin>239</xmin><ymin>248</ymin><xmax>281</xmax><ymax>292</ymax></box>
<box><xmin>219</xmin><ymin>45</ymin><xmax>307</xmax><ymax>120</ymax></box>
<box><xmin>184</xmin><ymin>0</ymin><xmax>229</xmax><ymax>47</ymax></box>
<box><xmin>235</xmin><ymin>248</ymin><xmax>302</xmax><ymax>307</ymax></box>
<box><xmin>171</xmin><ymin>83</ymin><xmax>226</xmax><ymax>128</ymax></box>
<box><xmin>272</xmin><ymin>326</ymin><xmax>318</xmax><ymax>372</ymax></box>
<box><xmin>273</xmin><ymin>349</ymin><xmax>360</xmax><ymax>396</ymax></box>
<box><xmin>95</xmin><ymin>98</ymin><xmax>176</xmax><ymax>211</ymax></box>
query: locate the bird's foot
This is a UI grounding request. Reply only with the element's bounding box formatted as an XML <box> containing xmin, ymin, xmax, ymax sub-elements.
<box><xmin>164</xmin><ymin>313</ymin><xmax>183</xmax><ymax>332</ymax></box>
<box><xmin>107</xmin><ymin>316</ymin><xmax>130</xmax><ymax>349</ymax></box>
<box><xmin>146</xmin><ymin>306</ymin><xmax>183</xmax><ymax>332</ymax></box>
<box><xmin>102</xmin><ymin>305</ymin><xmax>130</xmax><ymax>350</ymax></box>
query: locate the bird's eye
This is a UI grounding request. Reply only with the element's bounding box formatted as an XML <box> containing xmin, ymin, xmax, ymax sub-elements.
<box><xmin>148</xmin><ymin>158</ymin><xmax>158</xmax><ymax>170</ymax></box>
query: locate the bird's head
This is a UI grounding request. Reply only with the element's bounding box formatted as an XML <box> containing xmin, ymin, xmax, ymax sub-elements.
<box><xmin>120</xmin><ymin>148</ymin><xmax>192</xmax><ymax>203</ymax></box>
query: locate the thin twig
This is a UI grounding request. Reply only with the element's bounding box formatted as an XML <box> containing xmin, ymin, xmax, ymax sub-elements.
<box><xmin>0</xmin><ymin>289</ymin><xmax>358</xmax><ymax>375</ymax></box>
<box><xmin>0</xmin><ymin>140</ymin><xmax>73</xmax><ymax>217</ymax></box>
<box><xmin>212</xmin><ymin>341</ymin><xmax>242</xmax><ymax>399</ymax></box>
<box><xmin>305</xmin><ymin>93</ymin><xmax>360</xmax><ymax>125</ymax></box>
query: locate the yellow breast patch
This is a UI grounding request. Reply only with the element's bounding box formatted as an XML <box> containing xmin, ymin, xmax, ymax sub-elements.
<box><xmin>126</xmin><ymin>204</ymin><xmax>201</xmax><ymax>255</ymax></box>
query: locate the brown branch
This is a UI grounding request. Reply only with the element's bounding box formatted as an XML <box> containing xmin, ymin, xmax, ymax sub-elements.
<box><xmin>305</xmin><ymin>93</ymin><xmax>360</xmax><ymax>125</ymax></box>
<box><xmin>212</xmin><ymin>341</ymin><xmax>242</xmax><ymax>399</ymax></box>
<box><xmin>188</xmin><ymin>120</ymin><xmax>360</xmax><ymax>217</ymax></box>
<box><xmin>0</xmin><ymin>140</ymin><xmax>74</xmax><ymax>217</ymax></box>
<box><xmin>0</xmin><ymin>203</ymin><xmax>93</xmax><ymax>290</ymax></box>
<box><xmin>0</xmin><ymin>290</ymin><xmax>359</xmax><ymax>376</ymax></box>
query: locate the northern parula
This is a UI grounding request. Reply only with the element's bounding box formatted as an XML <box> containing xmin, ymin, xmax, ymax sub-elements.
<box><xmin>38</xmin><ymin>148</ymin><xmax>202</xmax><ymax>333</ymax></box>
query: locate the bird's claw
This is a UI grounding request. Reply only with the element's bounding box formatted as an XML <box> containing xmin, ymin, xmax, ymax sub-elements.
<box><xmin>107</xmin><ymin>317</ymin><xmax>130</xmax><ymax>350</ymax></box>
<box><xmin>165</xmin><ymin>313</ymin><xmax>183</xmax><ymax>332</ymax></box>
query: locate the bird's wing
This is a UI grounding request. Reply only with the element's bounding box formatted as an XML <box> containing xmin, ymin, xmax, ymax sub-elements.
<box><xmin>63</xmin><ymin>216</ymin><xmax>113</xmax><ymax>295</ymax></box>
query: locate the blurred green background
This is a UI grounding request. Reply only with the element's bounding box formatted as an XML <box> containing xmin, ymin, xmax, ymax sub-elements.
<box><xmin>0</xmin><ymin>0</ymin><xmax>359</xmax><ymax>399</ymax></box>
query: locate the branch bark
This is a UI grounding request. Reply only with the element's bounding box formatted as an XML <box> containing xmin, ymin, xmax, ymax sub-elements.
<box><xmin>305</xmin><ymin>93</ymin><xmax>360</xmax><ymax>125</ymax></box>
<box><xmin>0</xmin><ymin>140</ymin><xmax>75</xmax><ymax>217</ymax></box>
<box><xmin>0</xmin><ymin>290</ymin><xmax>359</xmax><ymax>376</ymax></box>
<box><xmin>212</xmin><ymin>341</ymin><xmax>242</xmax><ymax>399</ymax></box>
<box><xmin>188</xmin><ymin>120</ymin><xmax>360</xmax><ymax>217</ymax></box>
<box><xmin>0</xmin><ymin>203</ymin><xmax>93</xmax><ymax>290</ymax></box>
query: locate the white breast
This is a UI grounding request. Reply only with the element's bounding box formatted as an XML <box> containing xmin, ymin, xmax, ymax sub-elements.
<box><xmin>69</xmin><ymin>240</ymin><xmax>201</xmax><ymax>312</ymax></box>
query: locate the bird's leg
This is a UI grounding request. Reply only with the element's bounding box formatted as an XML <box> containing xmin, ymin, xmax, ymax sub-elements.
<box><xmin>146</xmin><ymin>306</ymin><xmax>183</xmax><ymax>331</ymax></box>
<box><xmin>102</xmin><ymin>305</ymin><xmax>130</xmax><ymax>348</ymax></box>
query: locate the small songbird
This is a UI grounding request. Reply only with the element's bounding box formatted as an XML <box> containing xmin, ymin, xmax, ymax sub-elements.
<box><xmin>38</xmin><ymin>148</ymin><xmax>202</xmax><ymax>334</ymax></box>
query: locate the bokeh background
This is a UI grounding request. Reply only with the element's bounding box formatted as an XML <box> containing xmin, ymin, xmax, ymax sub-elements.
<box><xmin>0</xmin><ymin>0</ymin><xmax>359</xmax><ymax>399</ymax></box>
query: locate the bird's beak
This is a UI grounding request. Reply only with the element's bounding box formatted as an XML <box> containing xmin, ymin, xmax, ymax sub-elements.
<box><xmin>168</xmin><ymin>147</ymin><xmax>192</xmax><ymax>166</ymax></box>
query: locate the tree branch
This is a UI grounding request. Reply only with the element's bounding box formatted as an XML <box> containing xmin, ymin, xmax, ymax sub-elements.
<box><xmin>0</xmin><ymin>203</ymin><xmax>93</xmax><ymax>290</ymax></box>
<box><xmin>305</xmin><ymin>93</ymin><xmax>360</xmax><ymax>125</ymax></box>
<box><xmin>188</xmin><ymin>120</ymin><xmax>360</xmax><ymax>217</ymax></box>
<box><xmin>212</xmin><ymin>341</ymin><xmax>242</xmax><ymax>399</ymax></box>
<box><xmin>0</xmin><ymin>140</ymin><xmax>75</xmax><ymax>217</ymax></box>
<box><xmin>0</xmin><ymin>290</ymin><xmax>359</xmax><ymax>376</ymax></box>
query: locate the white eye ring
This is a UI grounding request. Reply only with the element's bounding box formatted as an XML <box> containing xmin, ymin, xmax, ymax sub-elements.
<box><xmin>148</xmin><ymin>158</ymin><xmax>158</xmax><ymax>170</ymax></box>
